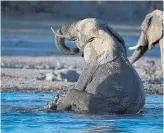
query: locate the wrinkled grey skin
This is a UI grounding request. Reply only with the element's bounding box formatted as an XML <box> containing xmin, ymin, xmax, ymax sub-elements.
<box><xmin>48</xmin><ymin>18</ymin><xmax>145</xmax><ymax>114</ymax></box>
<box><xmin>129</xmin><ymin>10</ymin><xmax>163</xmax><ymax>71</ymax></box>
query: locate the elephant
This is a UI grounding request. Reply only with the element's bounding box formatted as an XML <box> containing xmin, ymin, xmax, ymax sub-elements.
<box><xmin>48</xmin><ymin>18</ymin><xmax>145</xmax><ymax>114</ymax></box>
<box><xmin>129</xmin><ymin>10</ymin><xmax>163</xmax><ymax>71</ymax></box>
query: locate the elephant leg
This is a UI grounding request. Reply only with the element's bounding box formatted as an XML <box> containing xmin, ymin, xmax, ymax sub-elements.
<box><xmin>54</xmin><ymin>90</ymin><xmax>110</xmax><ymax>113</ymax></box>
<box><xmin>43</xmin><ymin>89</ymin><xmax>141</xmax><ymax>114</ymax></box>
<box><xmin>75</xmin><ymin>63</ymin><xmax>96</xmax><ymax>92</ymax></box>
<box><xmin>54</xmin><ymin>89</ymin><xmax>91</xmax><ymax>112</ymax></box>
<box><xmin>43</xmin><ymin>93</ymin><xmax>73</xmax><ymax>111</ymax></box>
<box><xmin>43</xmin><ymin>89</ymin><xmax>93</xmax><ymax>113</ymax></box>
<box><xmin>43</xmin><ymin>94</ymin><xmax>60</xmax><ymax>110</ymax></box>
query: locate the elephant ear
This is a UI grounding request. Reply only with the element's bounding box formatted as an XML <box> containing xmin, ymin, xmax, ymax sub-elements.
<box><xmin>84</xmin><ymin>23</ymin><xmax>126</xmax><ymax>65</ymax></box>
<box><xmin>106</xmin><ymin>25</ymin><xmax>127</xmax><ymax>56</ymax></box>
<box><xmin>141</xmin><ymin>10</ymin><xmax>163</xmax><ymax>47</ymax></box>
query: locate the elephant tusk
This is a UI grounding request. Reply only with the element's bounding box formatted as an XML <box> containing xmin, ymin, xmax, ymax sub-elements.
<box><xmin>51</xmin><ymin>27</ymin><xmax>67</xmax><ymax>38</ymax></box>
<box><xmin>51</xmin><ymin>27</ymin><xmax>56</xmax><ymax>33</ymax></box>
<box><xmin>129</xmin><ymin>44</ymin><xmax>140</xmax><ymax>50</ymax></box>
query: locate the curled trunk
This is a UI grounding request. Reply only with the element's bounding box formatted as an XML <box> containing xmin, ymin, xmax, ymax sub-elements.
<box><xmin>54</xmin><ymin>26</ymin><xmax>79</xmax><ymax>55</ymax></box>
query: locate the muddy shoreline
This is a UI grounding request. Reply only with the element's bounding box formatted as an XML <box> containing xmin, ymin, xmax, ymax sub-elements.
<box><xmin>1</xmin><ymin>56</ymin><xmax>163</xmax><ymax>95</ymax></box>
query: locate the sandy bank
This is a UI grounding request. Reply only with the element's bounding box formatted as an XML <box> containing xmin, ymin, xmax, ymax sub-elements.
<box><xmin>1</xmin><ymin>56</ymin><xmax>163</xmax><ymax>95</ymax></box>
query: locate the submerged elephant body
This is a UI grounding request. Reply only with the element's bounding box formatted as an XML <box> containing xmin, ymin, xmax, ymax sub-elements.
<box><xmin>52</xmin><ymin>56</ymin><xmax>144</xmax><ymax>114</ymax></box>
<box><xmin>48</xmin><ymin>18</ymin><xmax>145</xmax><ymax>114</ymax></box>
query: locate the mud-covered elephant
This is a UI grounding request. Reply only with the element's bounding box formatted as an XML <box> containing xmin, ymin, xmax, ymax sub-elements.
<box><xmin>47</xmin><ymin>18</ymin><xmax>145</xmax><ymax>114</ymax></box>
<box><xmin>129</xmin><ymin>10</ymin><xmax>163</xmax><ymax>70</ymax></box>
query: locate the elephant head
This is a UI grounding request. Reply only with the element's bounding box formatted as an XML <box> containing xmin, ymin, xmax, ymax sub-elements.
<box><xmin>129</xmin><ymin>10</ymin><xmax>163</xmax><ymax>64</ymax></box>
<box><xmin>51</xmin><ymin>22</ymin><xmax>80</xmax><ymax>55</ymax></box>
<box><xmin>52</xmin><ymin>18</ymin><xmax>127</xmax><ymax>64</ymax></box>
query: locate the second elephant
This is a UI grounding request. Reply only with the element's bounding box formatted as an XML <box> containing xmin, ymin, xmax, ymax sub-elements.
<box><xmin>129</xmin><ymin>10</ymin><xmax>163</xmax><ymax>70</ymax></box>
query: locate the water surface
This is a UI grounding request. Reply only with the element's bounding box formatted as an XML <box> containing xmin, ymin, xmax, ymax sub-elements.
<box><xmin>1</xmin><ymin>92</ymin><xmax>163</xmax><ymax>133</ymax></box>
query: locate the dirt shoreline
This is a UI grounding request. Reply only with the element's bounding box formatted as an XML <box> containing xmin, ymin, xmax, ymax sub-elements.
<box><xmin>1</xmin><ymin>56</ymin><xmax>163</xmax><ymax>95</ymax></box>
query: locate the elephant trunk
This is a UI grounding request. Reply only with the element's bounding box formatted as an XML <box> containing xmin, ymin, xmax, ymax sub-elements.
<box><xmin>129</xmin><ymin>32</ymin><xmax>148</xmax><ymax>64</ymax></box>
<box><xmin>52</xmin><ymin>25</ymin><xmax>79</xmax><ymax>55</ymax></box>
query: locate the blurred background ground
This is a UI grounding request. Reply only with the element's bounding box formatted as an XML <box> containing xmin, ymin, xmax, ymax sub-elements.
<box><xmin>1</xmin><ymin>1</ymin><xmax>163</xmax><ymax>95</ymax></box>
<box><xmin>1</xmin><ymin>1</ymin><xmax>163</xmax><ymax>22</ymax></box>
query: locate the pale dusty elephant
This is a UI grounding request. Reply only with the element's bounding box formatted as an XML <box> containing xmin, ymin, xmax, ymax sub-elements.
<box><xmin>129</xmin><ymin>10</ymin><xmax>163</xmax><ymax>70</ymax></box>
<box><xmin>47</xmin><ymin>18</ymin><xmax>145</xmax><ymax>114</ymax></box>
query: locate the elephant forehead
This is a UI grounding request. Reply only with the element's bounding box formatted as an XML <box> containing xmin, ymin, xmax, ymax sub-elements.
<box><xmin>77</xmin><ymin>21</ymin><xmax>96</xmax><ymax>33</ymax></box>
<box><xmin>77</xmin><ymin>19</ymin><xmax>104</xmax><ymax>34</ymax></box>
<box><xmin>152</xmin><ymin>10</ymin><xmax>163</xmax><ymax>16</ymax></box>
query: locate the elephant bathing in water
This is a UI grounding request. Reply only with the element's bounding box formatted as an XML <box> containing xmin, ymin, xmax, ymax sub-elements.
<box><xmin>45</xmin><ymin>18</ymin><xmax>145</xmax><ymax>114</ymax></box>
<box><xmin>129</xmin><ymin>10</ymin><xmax>163</xmax><ymax>71</ymax></box>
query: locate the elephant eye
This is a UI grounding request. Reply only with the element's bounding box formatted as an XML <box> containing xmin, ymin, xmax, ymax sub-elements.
<box><xmin>87</xmin><ymin>37</ymin><xmax>96</xmax><ymax>43</ymax></box>
<box><xmin>70</xmin><ymin>36</ymin><xmax>78</xmax><ymax>42</ymax></box>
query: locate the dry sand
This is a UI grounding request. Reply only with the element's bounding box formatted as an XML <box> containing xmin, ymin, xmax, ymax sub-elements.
<box><xmin>1</xmin><ymin>56</ymin><xmax>163</xmax><ymax>95</ymax></box>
